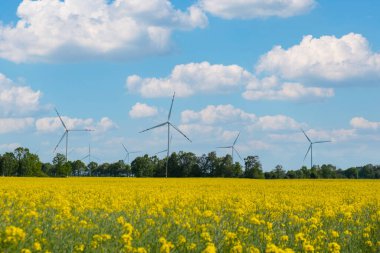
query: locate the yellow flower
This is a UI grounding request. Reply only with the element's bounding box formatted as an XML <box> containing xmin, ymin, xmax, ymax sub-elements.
<box><xmin>331</xmin><ymin>230</ymin><xmax>339</xmax><ymax>238</ymax></box>
<box><xmin>202</xmin><ymin>243</ymin><xmax>217</xmax><ymax>253</ymax></box>
<box><xmin>303</xmin><ymin>244</ymin><xmax>314</xmax><ymax>252</ymax></box>
<box><xmin>328</xmin><ymin>242</ymin><xmax>341</xmax><ymax>253</ymax></box>
<box><xmin>248</xmin><ymin>246</ymin><xmax>260</xmax><ymax>253</ymax></box>
<box><xmin>74</xmin><ymin>244</ymin><xmax>85</xmax><ymax>252</ymax></box>
<box><xmin>230</xmin><ymin>243</ymin><xmax>243</xmax><ymax>253</ymax></box>
<box><xmin>34</xmin><ymin>228</ymin><xmax>43</xmax><ymax>236</ymax></box>
<box><xmin>33</xmin><ymin>242</ymin><xmax>42</xmax><ymax>251</ymax></box>
<box><xmin>21</xmin><ymin>249</ymin><xmax>32</xmax><ymax>253</ymax></box>
<box><xmin>281</xmin><ymin>235</ymin><xmax>289</xmax><ymax>242</ymax></box>
<box><xmin>178</xmin><ymin>235</ymin><xmax>186</xmax><ymax>244</ymax></box>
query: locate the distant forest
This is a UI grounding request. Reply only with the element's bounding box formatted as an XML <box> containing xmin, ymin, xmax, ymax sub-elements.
<box><xmin>1</xmin><ymin>147</ymin><xmax>380</xmax><ymax>179</ymax></box>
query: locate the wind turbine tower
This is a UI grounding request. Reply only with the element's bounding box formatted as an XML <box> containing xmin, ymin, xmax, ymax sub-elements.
<box><xmin>140</xmin><ymin>92</ymin><xmax>191</xmax><ymax>177</ymax></box>
<box><xmin>302</xmin><ymin>129</ymin><xmax>331</xmax><ymax>168</ymax></box>
<box><xmin>217</xmin><ymin>132</ymin><xmax>242</xmax><ymax>163</ymax></box>
<box><xmin>53</xmin><ymin>108</ymin><xmax>94</xmax><ymax>162</ymax></box>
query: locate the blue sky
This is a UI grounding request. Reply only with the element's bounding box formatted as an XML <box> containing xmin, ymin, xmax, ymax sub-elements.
<box><xmin>1</xmin><ymin>0</ymin><xmax>380</xmax><ymax>171</ymax></box>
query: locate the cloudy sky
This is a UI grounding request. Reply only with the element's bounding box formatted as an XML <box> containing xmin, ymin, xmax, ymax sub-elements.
<box><xmin>1</xmin><ymin>0</ymin><xmax>379</xmax><ymax>170</ymax></box>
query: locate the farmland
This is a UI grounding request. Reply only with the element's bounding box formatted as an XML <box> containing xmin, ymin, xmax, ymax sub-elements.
<box><xmin>0</xmin><ymin>178</ymin><xmax>379</xmax><ymax>252</ymax></box>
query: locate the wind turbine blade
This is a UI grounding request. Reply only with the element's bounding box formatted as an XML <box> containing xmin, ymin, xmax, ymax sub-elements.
<box><xmin>53</xmin><ymin>132</ymin><xmax>67</xmax><ymax>153</ymax></box>
<box><xmin>168</xmin><ymin>92</ymin><xmax>175</xmax><ymax>121</ymax></box>
<box><xmin>122</xmin><ymin>144</ymin><xmax>128</xmax><ymax>153</ymax></box>
<box><xmin>233</xmin><ymin>132</ymin><xmax>240</xmax><ymax>146</ymax></box>
<box><xmin>216</xmin><ymin>146</ymin><xmax>232</xmax><ymax>149</ymax></box>
<box><xmin>169</xmin><ymin>123</ymin><xmax>192</xmax><ymax>142</ymax></box>
<box><xmin>303</xmin><ymin>144</ymin><xmax>311</xmax><ymax>161</ymax></box>
<box><xmin>301</xmin><ymin>128</ymin><xmax>312</xmax><ymax>143</ymax></box>
<box><xmin>155</xmin><ymin>149</ymin><xmax>167</xmax><ymax>155</ymax></box>
<box><xmin>314</xmin><ymin>140</ymin><xmax>331</xmax><ymax>144</ymax></box>
<box><xmin>233</xmin><ymin>147</ymin><xmax>243</xmax><ymax>161</ymax></box>
<box><xmin>139</xmin><ymin>122</ymin><xmax>167</xmax><ymax>133</ymax></box>
<box><xmin>81</xmin><ymin>155</ymin><xmax>89</xmax><ymax>161</ymax></box>
<box><xmin>69</xmin><ymin>129</ymin><xmax>94</xmax><ymax>132</ymax></box>
<box><xmin>55</xmin><ymin>108</ymin><xmax>67</xmax><ymax>130</ymax></box>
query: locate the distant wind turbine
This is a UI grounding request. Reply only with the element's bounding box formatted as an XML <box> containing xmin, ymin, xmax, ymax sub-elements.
<box><xmin>217</xmin><ymin>132</ymin><xmax>242</xmax><ymax>163</ymax></box>
<box><xmin>53</xmin><ymin>108</ymin><xmax>94</xmax><ymax>162</ymax></box>
<box><xmin>140</xmin><ymin>92</ymin><xmax>191</xmax><ymax>177</ymax></box>
<box><xmin>122</xmin><ymin>144</ymin><xmax>141</xmax><ymax>164</ymax></box>
<box><xmin>302</xmin><ymin>129</ymin><xmax>331</xmax><ymax>168</ymax></box>
<box><xmin>81</xmin><ymin>144</ymin><xmax>93</xmax><ymax>165</ymax></box>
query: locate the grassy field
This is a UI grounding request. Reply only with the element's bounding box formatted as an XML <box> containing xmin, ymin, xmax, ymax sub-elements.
<box><xmin>0</xmin><ymin>178</ymin><xmax>379</xmax><ymax>252</ymax></box>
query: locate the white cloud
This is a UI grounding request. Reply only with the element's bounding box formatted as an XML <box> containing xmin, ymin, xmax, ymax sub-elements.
<box><xmin>256</xmin><ymin>33</ymin><xmax>380</xmax><ymax>81</ymax></box>
<box><xmin>36</xmin><ymin>115</ymin><xmax>117</xmax><ymax>134</ymax></box>
<box><xmin>243</xmin><ymin>76</ymin><xmax>334</xmax><ymax>101</ymax></box>
<box><xmin>255</xmin><ymin>115</ymin><xmax>302</xmax><ymax>130</ymax></box>
<box><xmin>181</xmin><ymin>104</ymin><xmax>256</xmax><ymax>124</ymax></box>
<box><xmin>350</xmin><ymin>117</ymin><xmax>380</xmax><ymax>130</ymax></box>
<box><xmin>181</xmin><ymin>104</ymin><xmax>302</xmax><ymax>132</ymax></box>
<box><xmin>0</xmin><ymin>143</ymin><xmax>22</xmax><ymax>151</ymax></box>
<box><xmin>129</xmin><ymin>103</ymin><xmax>158</xmax><ymax>118</ymax></box>
<box><xmin>36</xmin><ymin>116</ymin><xmax>93</xmax><ymax>133</ymax></box>
<box><xmin>270</xmin><ymin>128</ymin><xmax>356</xmax><ymax>143</ymax></box>
<box><xmin>0</xmin><ymin>118</ymin><xmax>34</xmax><ymax>134</ymax></box>
<box><xmin>0</xmin><ymin>0</ymin><xmax>207</xmax><ymax>63</ymax></box>
<box><xmin>199</xmin><ymin>0</ymin><xmax>316</xmax><ymax>19</ymax></box>
<box><xmin>127</xmin><ymin>61</ymin><xmax>251</xmax><ymax>97</ymax></box>
<box><xmin>95</xmin><ymin>117</ymin><xmax>118</xmax><ymax>133</ymax></box>
<box><xmin>0</xmin><ymin>73</ymin><xmax>41</xmax><ymax>115</ymax></box>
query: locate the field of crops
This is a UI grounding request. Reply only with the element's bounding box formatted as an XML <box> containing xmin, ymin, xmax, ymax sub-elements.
<box><xmin>0</xmin><ymin>178</ymin><xmax>379</xmax><ymax>252</ymax></box>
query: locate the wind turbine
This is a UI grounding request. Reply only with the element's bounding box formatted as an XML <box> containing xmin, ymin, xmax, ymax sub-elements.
<box><xmin>217</xmin><ymin>132</ymin><xmax>242</xmax><ymax>163</ymax></box>
<box><xmin>53</xmin><ymin>108</ymin><xmax>94</xmax><ymax>162</ymax></box>
<box><xmin>81</xmin><ymin>144</ymin><xmax>92</xmax><ymax>165</ymax></box>
<box><xmin>301</xmin><ymin>129</ymin><xmax>331</xmax><ymax>168</ymax></box>
<box><xmin>122</xmin><ymin>144</ymin><xmax>141</xmax><ymax>164</ymax></box>
<box><xmin>140</xmin><ymin>92</ymin><xmax>191</xmax><ymax>177</ymax></box>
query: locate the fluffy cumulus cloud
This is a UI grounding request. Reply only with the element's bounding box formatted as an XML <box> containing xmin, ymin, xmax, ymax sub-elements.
<box><xmin>256</xmin><ymin>33</ymin><xmax>380</xmax><ymax>81</ymax></box>
<box><xmin>95</xmin><ymin>117</ymin><xmax>118</xmax><ymax>133</ymax></box>
<box><xmin>270</xmin><ymin>128</ymin><xmax>356</xmax><ymax>142</ymax></box>
<box><xmin>0</xmin><ymin>118</ymin><xmax>35</xmax><ymax>134</ymax></box>
<box><xmin>255</xmin><ymin>115</ymin><xmax>302</xmax><ymax>130</ymax></box>
<box><xmin>129</xmin><ymin>103</ymin><xmax>158</xmax><ymax>118</ymax></box>
<box><xmin>0</xmin><ymin>0</ymin><xmax>207</xmax><ymax>63</ymax></box>
<box><xmin>350</xmin><ymin>117</ymin><xmax>380</xmax><ymax>130</ymax></box>
<box><xmin>127</xmin><ymin>61</ymin><xmax>252</xmax><ymax>97</ymax></box>
<box><xmin>199</xmin><ymin>0</ymin><xmax>316</xmax><ymax>19</ymax></box>
<box><xmin>243</xmin><ymin>75</ymin><xmax>334</xmax><ymax>101</ymax></box>
<box><xmin>35</xmin><ymin>115</ymin><xmax>116</xmax><ymax>133</ymax></box>
<box><xmin>181</xmin><ymin>104</ymin><xmax>256</xmax><ymax>125</ymax></box>
<box><xmin>181</xmin><ymin>104</ymin><xmax>302</xmax><ymax>131</ymax></box>
<box><xmin>0</xmin><ymin>73</ymin><xmax>41</xmax><ymax>115</ymax></box>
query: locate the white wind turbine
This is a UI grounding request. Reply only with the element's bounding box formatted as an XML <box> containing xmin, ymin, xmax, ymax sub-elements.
<box><xmin>53</xmin><ymin>108</ymin><xmax>94</xmax><ymax>162</ymax></box>
<box><xmin>122</xmin><ymin>144</ymin><xmax>141</xmax><ymax>164</ymax></box>
<box><xmin>301</xmin><ymin>129</ymin><xmax>331</xmax><ymax>168</ymax></box>
<box><xmin>217</xmin><ymin>132</ymin><xmax>243</xmax><ymax>163</ymax></box>
<box><xmin>140</xmin><ymin>92</ymin><xmax>191</xmax><ymax>177</ymax></box>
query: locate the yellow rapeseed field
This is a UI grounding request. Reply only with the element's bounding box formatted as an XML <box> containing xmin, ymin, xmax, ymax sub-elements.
<box><xmin>0</xmin><ymin>178</ymin><xmax>379</xmax><ymax>253</ymax></box>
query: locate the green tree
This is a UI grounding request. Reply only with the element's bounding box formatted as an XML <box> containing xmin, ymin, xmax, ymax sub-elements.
<box><xmin>0</xmin><ymin>152</ymin><xmax>18</xmax><ymax>176</ymax></box>
<box><xmin>131</xmin><ymin>155</ymin><xmax>154</xmax><ymax>177</ymax></box>
<box><xmin>87</xmin><ymin>161</ymin><xmax>98</xmax><ymax>176</ymax></box>
<box><xmin>244</xmin><ymin>155</ymin><xmax>264</xmax><ymax>179</ymax></box>
<box><xmin>53</xmin><ymin>153</ymin><xmax>71</xmax><ymax>177</ymax></box>
<box><xmin>71</xmin><ymin>160</ymin><xmax>86</xmax><ymax>176</ymax></box>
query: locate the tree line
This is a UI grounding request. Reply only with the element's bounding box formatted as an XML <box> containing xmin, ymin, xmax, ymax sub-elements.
<box><xmin>1</xmin><ymin>147</ymin><xmax>380</xmax><ymax>179</ymax></box>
